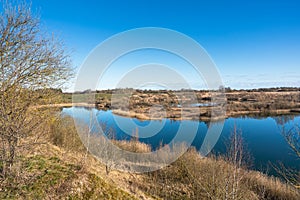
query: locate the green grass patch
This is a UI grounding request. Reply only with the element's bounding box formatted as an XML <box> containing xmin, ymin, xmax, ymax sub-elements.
<box><xmin>1</xmin><ymin>155</ymin><xmax>136</xmax><ymax>199</ymax></box>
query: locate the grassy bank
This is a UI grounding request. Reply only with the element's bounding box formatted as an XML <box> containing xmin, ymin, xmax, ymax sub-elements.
<box><xmin>1</xmin><ymin>116</ymin><xmax>299</xmax><ymax>199</ymax></box>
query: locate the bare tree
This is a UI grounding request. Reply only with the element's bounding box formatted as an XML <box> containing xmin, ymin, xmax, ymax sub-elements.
<box><xmin>0</xmin><ymin>2</ymin><xmax>72</xmax><ymax>177</ymax></box>
<box><xmin>225</xmin><ymin>125</ymin><xmax>246</xmax><ymax>199</ymax></box>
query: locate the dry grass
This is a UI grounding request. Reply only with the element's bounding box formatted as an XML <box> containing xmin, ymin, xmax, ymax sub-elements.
<box><xmin>136</xmin><ymin>149</ymin><xmax>300</xmax><ymax>200</ymax></box>
<box><xmin>2</xmin><ymin>116</ymin><xmax>299</xmax><ymax>199</ymax></box>
<box><xmin>112</xmin><ymin>140</ymin><xmax>151</xmax><ymax>153</ymax></box>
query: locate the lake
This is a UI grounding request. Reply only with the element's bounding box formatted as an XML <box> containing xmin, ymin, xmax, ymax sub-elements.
<box><xmin>62</xmin><ymin>107</ymin><xmax>300</xmax><ymax>175</ymax></box>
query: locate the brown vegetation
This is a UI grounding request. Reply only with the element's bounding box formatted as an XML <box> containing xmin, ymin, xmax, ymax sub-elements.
<box><xmin>58</xmin><ymin>87</ymin><xmax>300</xmax><ymax>121</ymax></box>
<box><xmin>2</xmin><ymin>116</ymin><xmax>299</xmax><ymax>199</ymax></box>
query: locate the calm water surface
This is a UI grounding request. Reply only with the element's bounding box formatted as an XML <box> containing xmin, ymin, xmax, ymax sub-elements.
<box><xmin>62</xmin><ymin>107</ymin><xmax>300</xmax><ymax>175</ymax></box>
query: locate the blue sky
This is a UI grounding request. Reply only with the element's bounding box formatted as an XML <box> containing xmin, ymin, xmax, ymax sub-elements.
<box><xmin>19</xmin><ymin>1</ymin><xmax>300</xmax><ymax>89</ymax></box>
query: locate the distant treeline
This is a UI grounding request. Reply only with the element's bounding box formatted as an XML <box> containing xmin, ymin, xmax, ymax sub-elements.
<box><xmin>70</xmin><ymin>87</ymin><xmax>300</xmax><ymax>94</ymax></box>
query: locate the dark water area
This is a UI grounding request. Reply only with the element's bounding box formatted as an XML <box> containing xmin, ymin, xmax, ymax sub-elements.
<box><xmin>62</xmin><ymin>107</ymin><xmax>300</xmax><ymax>176</ymax></box>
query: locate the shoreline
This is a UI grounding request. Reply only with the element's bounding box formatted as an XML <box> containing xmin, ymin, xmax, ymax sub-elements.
<box><xmin>113</xmin><ymin>108</ymin><xmax>300</xmax><ymax>121</ymax></box>
<box><xmin>32</xmin><ymin>103</ymin><xmax>95</xmax><ymax>109</ymax></box>
<box><xmin>33</xmin><ymin>103</ymin><xmax>300</xmax><ymax>121</ymax></box>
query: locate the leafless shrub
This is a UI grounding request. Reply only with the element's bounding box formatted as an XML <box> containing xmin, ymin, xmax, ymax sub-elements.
<box><xmin>0</xmin><ymin>2</ymin><xmax>72</xmax><ymax>178</ymax></box>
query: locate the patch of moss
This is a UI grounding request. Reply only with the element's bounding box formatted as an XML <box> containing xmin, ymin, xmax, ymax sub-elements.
<box><xmin>70</xmin><ymin>173</ymin><xmax>137</xmax><ymax>200</ymax></box>
<box><xmin>1</xmin><ymin>155</ymin><xmax>135</xmax><ymax>199</ymax></box>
